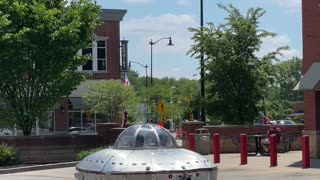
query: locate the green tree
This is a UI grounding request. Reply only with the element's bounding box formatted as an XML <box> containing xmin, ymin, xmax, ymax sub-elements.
<box><xmin>188</xmin><ymin>4</ymin><xmax>288</xmax><ymax>125</ymax></box>
<box><xmin>272</xmin><ymin>57</ymin><xmax>303</xmax><ymax>102</ymax></box>
<box><xmin>0</xmin><ymin>0</ymin><xmax>101</xmax><ymax>135</ymax></box>
<box><xmin>83</xmin><ymin>80</ymin><xmax>139</xmax><ymax>123</ymax></box>
<box><xmin>266</xmin><ymin>57</ymin><xmax>303</xmax><ymax>119</ymax></box>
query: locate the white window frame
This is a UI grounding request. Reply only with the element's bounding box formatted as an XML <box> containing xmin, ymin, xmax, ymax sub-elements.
<box><xmin>77</xmin><ymin>34</ymin><xmax>108</xmax><ymax>72</ymax></box>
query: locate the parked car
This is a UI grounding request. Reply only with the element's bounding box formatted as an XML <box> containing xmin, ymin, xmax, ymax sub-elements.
<box><xmin>69</xmin><ymin>127</ymin><xmax>88</xmax><ymax>134</ymax></box>
<box><xmin>0</xmin><ymin>128</ymin><xmax>12</xmax><ymax>136</ymax></box>
<box><xmin>275</xmin><ymin>120</ymin><xmax>296</xmax><ymax>125</ymax></box>
<box><xmin>254</xmin><ymin>120</ymin><xmax>263</xmax><ymax>125</ymax></box>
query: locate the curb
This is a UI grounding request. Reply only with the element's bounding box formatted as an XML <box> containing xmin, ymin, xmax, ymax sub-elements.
<box><xmin>0</xmin><ymin>161</ymin><xmax>78</xmax><ymax>174</ymax></box>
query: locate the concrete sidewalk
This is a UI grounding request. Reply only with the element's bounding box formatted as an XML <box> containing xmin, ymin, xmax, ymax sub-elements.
<box><xmin>1</xmin><ymin>150</ymin><xmax>320</xmax><ymax>179</ymax></box>
<box><xmin>205</xmin><ymin>151</ymin><xmax>320</xmax><ymax>180</ymax></box>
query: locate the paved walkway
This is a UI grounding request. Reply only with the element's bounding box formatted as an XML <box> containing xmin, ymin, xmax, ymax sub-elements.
<box><xmin>1</xmin><ymin>151</ymin><xmax>320</xmax><ymax>179</ymax></box>
<box><xmin>207</xmin><ymin>151</ymin><xmax>320</xmax><ymax>180</ymax></box>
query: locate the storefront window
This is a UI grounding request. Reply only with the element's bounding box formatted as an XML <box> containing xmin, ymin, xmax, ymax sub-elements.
<box><xmin>68</xmin><ymin>111</ymin><xmax>98</xmax><ymax>134</ymax></box>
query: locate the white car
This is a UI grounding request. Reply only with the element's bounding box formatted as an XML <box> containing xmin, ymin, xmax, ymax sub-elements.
<box><xmin>275</xmin><ymin>120</ymin><xmax>297</xmax><ymax>125</ymax></box>
<box><xmin>0</xmin><ymin>128</ymin><xmax>12</xmax><ymax>136</ymax></box>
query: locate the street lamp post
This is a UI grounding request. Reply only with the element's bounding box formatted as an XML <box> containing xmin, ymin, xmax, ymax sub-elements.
<box><xmin>170</xmin><ymin>86</ymin><xmax>176</xmax><ymax>121</ymax></box>
<box><xmin>200</xmin><ymin>0</ymin><xmax>206</xmax><ymax>123</ymax></box>
<box><xmin>129</xmin><ymin>61</ymin><xmax>148</xmax><ymax>88</ymax></box>
<box><xmin>129</xmin><ymin>61</ymin><xmax>149</xmax><ymax>122</ymax></box>
<box><xmin>149</xmin><ymin>37</ymin><xmax>174</xmax><ymax>85</ymax></box>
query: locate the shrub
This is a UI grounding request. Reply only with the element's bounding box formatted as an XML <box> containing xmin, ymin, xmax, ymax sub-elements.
<box><xmin>0</xmin><ymin>143</ymin><xmax>20</xmax><ymax>166</ymax></box>
<box><xmin>76</xmin><ymin>147</ymin><xmax>107</xmax><ymax>161</ymax></box>
<box><xmin>293</xmin><ymin>115</ymin><xmax>304</xmax><ymax>124</ymax></box>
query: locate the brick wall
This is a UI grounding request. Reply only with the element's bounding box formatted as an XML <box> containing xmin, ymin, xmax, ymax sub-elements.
<box><xmin>181</xmin><ymin>122</ymin><xmax>304</xmax><ymax>135</ymax></box>
<box><xmin>181</xmin><ymin>122</ymin><xmax>304</xmax><ymax>153</ymax></box>
<box><xmin>54</xmin><ymin>99</ymin><xmax>69</xmax><ymax>133</ymax></box>
<box><xmin>302</xmin><ymin>0</ymin><xmax>320</xmax><ymax>131</ymax></box>
<box><xmin>89</xmin><ymin>21</ymin><xmax>121</xmax><ymax>80</ymax></box>
<box><xmin>0</xmin><ymin>123</ymin><xmax>125</xmax><ymax>163</ymax></box>
<box><xmin>55</xmin><ymin>20</ymin><xmax>122</xmax><ymax>131</ymax></box>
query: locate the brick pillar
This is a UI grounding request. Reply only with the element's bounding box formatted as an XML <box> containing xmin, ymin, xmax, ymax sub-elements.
<box><xmin>302</xmin><ymin>0</ymin><xmax>320</xmax><ymax>158</ymax></box>
<box><xmin>304</xmin><ymin>91</ymin><xmax>320</xmax><ymax>158</ymax></box>
<box><xmin>54</xmin><ymin>99</ymin><xmax>69</xmax><ymax>134</ymax></box>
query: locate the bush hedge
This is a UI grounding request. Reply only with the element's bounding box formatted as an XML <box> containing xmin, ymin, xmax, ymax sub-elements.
<box><xmin>0</xmin><ymin>143</ymin><xmax>20</xmax><ymax>166</ymax></box>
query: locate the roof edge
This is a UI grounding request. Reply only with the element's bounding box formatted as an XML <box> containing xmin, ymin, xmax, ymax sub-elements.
<box><xmin>100</xmin><ymin>9</ymin><xmax>127</xmax><ymax>22</ymax></box>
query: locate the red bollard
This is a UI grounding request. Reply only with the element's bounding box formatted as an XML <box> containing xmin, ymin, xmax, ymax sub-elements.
<box><xmin>188</xmin><ymin>133</ymin><xmax>195</xmax><ymax>152</ymax></box>
<box><xmin>302</xmin><ymin>135</ymin><xmax>310</xmax><ymax>168</ymax></box>
<box><xmin>270</xmin><ymin>134</ymin><xmax>277</xmax><ymax>167</ymax></box>
<box><xmin>213</xmin><ymin>133</ymin><xmax>220</xmax><ymax>163</ymax></box>
<box><xmin>240</xmin><ymin>133</ymin><xmax>247</xmax><ymax>165</ymax></box>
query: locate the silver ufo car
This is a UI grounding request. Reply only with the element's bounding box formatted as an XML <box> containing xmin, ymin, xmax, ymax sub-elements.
<box><xmin>75</xmin><ymin>123</ymin><xmax>218</xmax><ymax>180</ymax></box>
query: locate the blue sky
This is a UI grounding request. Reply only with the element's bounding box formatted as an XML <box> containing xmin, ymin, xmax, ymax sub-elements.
<box><xmin>96</xmin><ymin>0</ymin><xmax>302</xmax><ymax>79</ymax></box>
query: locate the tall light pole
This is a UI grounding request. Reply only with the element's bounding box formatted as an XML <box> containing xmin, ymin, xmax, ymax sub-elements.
<box><xmin>170</xmin><ymin>86</ymin><xmax>176</xmax><ymax>121</ymax></box>
<box><xmin>129</xmin><ymin>61</ymin><xmax>149</xmax><ymax>122</ymax></box>
<box><xmin>129</xmin><ymin>61</ymin><xmax>148</xmax><ymax>88</ymax></box>
<box><xmin>200</xmin><ymin>0</ymin><xmax>206</xmax><ymax>123</ymax></box>
<box><xmin>149</xmin><ymin>37</ymin><xmax>174</xmax><ymax>85</ymax></box>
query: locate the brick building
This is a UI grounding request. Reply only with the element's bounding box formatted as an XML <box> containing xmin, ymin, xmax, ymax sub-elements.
<box><xmin>48</xmin><ymin>9</ymin><xmax>127</xmax><ymax>135</ymax></box>
<box><xmin>294</xmin><ymin>1</ymin><xmax>320</xmax><ymax>158</ymax></box>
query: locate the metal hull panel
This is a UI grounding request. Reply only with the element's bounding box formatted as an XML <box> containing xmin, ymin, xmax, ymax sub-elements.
<box><xmin>75</xmin><ymin>169</ymin><xmax>218</xmax><ymax>180</ymax></box>
<box><xmin>77</xmin><ymin>148</ymin><xmax>216</xmax><ymax>173</ymax></box>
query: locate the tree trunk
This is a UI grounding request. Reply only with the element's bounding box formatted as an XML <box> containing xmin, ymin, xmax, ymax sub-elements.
<box><xmin>23</xmin><ymin>129</ymin><xmax>32</xmax><ymax>136</ymax></box>
<box><xmin>19</xmin><ymin>116</ymin><xmax>33</xmax><ymax>136</ymax></box>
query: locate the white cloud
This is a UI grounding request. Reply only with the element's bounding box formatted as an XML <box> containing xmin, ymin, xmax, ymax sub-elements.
<box><xmin>176</xmin><ymin>0</ymin><xmax>190</xmax><ymax>7</ymax></box>
<box><xmin>269</xmin><ymin>0</ymin><xmax>301</xmax><ymax>14</ymax></box>
<box><xmin>121</xmin><ymin>13</ymin><xmax>200</xmax><ymax>79</ymax></box>
<box><xmin>273</xmin><ymin>0</ymin><xmax>301</xmax><ymax>9</ymax></box>
<box><xmin>279</xmin><ymin>48</ymin><xmax>300</xmax><ymax>59</ymax></box>
<box><xmin>122</xmin><ymin>13</ymin><xmax>198</xmax><ymax>54</ymax></box>
<box><xmin>258</xmin><ymin>35</ymin><xmax>301</xmax><ymax>61</ymax></box>
<box><xmin>124</xmin><ymin>0</ymin><xmax>152</xmax><ymax>3</ymax></box>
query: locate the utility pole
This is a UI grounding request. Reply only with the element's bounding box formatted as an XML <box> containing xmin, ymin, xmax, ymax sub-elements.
<box><xmin>200</xmin><ymin>0</ymin><xmax>206</xmax><ymax>123</ymax></box>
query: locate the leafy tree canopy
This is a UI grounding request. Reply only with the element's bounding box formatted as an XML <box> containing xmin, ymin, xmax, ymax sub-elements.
<box><xmin>266</xmin><ymin>57</ymin><xmax>303</xmax><ymax>120</ymax></box>
<box><xmin>83</xmin><ymin>80</ymin><xmax>139</xmax><ymax>123</ymax></box>
<box><xmin>126</xmin><ymin>69</ymin><xmax>200</xmax><ymax>124</ymax></box>
<box><xmin>0</xmin><ymin>0</ymin><xmax>101</xmax><ymax>135</ymax></box>
<box><xmin>188</xmin><ymin>3</ymin><xmax>288</xmax><ymax>125</ymax></box>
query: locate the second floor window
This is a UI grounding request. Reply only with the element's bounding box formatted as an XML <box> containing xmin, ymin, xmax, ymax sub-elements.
<box><xmin>82</xmin><ymin>45</ymin><xmax>93</xmax><ymax>70</ymax></box>
<box><xmin>97</xmin><ymin>40</ymin><xmax>106</xmax><ymax>70</ymax></box>
<box><xmin>78</xmin><ymin>38</ymin><xmax>107</xmax><ymax>72</ymax></box>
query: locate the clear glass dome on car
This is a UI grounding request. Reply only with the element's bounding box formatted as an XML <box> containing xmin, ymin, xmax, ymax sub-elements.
<box><xmin>113</xmin><ymin>124</ymin><xmax>178</xmax><ymax>149</ymax></box>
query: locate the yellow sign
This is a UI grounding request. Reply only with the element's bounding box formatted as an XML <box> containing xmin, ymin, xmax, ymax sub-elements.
<box><xmin>161</xmin><ymin>117</ymin><xmax>166</xmax><ymax>124</ymax></box>
<box><xmin>158</xmin><ymin>100</ymin><xmax>167</xmax><ymax>115</ymax></box>
<box><xmin>190</xmin><ymin>114</ymin><xmax>194</xmax><ymax>121</ymax></box>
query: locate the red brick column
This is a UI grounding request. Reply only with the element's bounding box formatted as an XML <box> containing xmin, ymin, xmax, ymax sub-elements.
<box><xmin>54</xmin><ymin>99</ymin><xmax>69</xmax><ymax>134</ymax></box>
<box><xmin>302</xmin><ymin>0</ymin><xmax>320</xmax><ymax>158</ymax></box>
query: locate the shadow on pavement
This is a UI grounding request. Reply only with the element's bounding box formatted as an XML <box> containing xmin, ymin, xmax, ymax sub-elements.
<box><xmin>288</xmin><ymin>159</ymin><xmax>320</xmax><ymax>169</ymax></box>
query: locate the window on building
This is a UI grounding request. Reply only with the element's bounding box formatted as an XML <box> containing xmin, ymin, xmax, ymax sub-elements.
<box><xmin>97</xmin><ymin>40</ymin><xmax>106</xmax><ymax>70</ymax></box>
<box><xmin>68</xmin><ymin>111</ymin><xmax>99</xmax><ymax>134</ymax></box>
<box><xmin>78</xmin><ymin>38</ymin><xmax>107</xmax><ymax>72</ymax></box>
<box><xmin>82</xmin><ymin>47</ymin><xmax>93</xmax><ymax>70</ymax></box>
